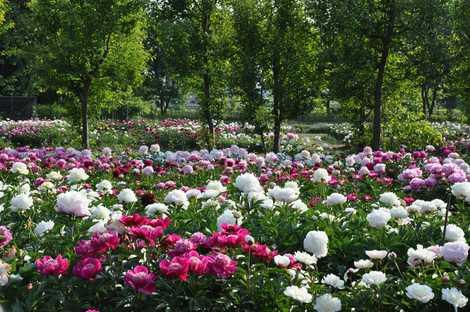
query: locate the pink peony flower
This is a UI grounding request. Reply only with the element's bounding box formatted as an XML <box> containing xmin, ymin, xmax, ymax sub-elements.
<box><xmin>159</xmin><ymin>256</ymin><xmax>190</xmax><ymax>281</ymax></box>
<box><xmin>442</xmin><ymin>241</ymin><xmax>469</xmax><ymax>266</ymax></box>
<box><xmin>124</xmin><ymin>265</ymin><xmax>156</xmax><ymax>295</ymax></box>
<box><xmin>35</xmin><ymin>255</ymin><xmax>69</xmax><ymax>275</ymax></box>
<box><xmin>207</xmin><ymin>253</ymin><xmax>237</xmax><ymax>279</ymax></box>
<box><xmin>0</xmin><ymin>226</ymin><xmax>12</xmax><ymax>248</ymax></box>
<box><xmin>90</xmin><ymin>231</ymin><xmax>120</xmax><ymax>254</ymax></box>
<box><xmin>128</xmin><ymin>225</ymin><xmax>164</xmax><ymax>246</ymax></box>
<box><xmin>189</xmin><ymin>254</ymin><xmax>209</xmax><ymax>275</ymax></box>
<box><xmin>73</xmin><ymin>257</ymin><xmax>102</xmax><ymax>280</ymax></box>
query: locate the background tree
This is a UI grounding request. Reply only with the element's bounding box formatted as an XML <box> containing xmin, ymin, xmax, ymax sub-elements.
<box><xmin>453</xmin><ymin>0</ymin><xmax>470</xmax><ymax>116</ymax></box>
<box><xmin>311</xmin><ymin>0</ymin><xmax>413</xmax><ymax>149</ymax></box>
<box><xmin>30</xmin><ymin>0</ymin><xmax>147</xmax><ymax>148</ymax></box>
<box><xmin>404</xmin><ymin>0</ymin><xmax>453</xmax><ymax>119</ymax></box>
<box><xmin>153</xmin><ymin>0</ymin><xmax>234</xmax><ymax>148</ymax></box>
<box><xmin>0</xmin><ymin>1</ymin><xmax>35</xmax><ymax>96</ymax></box>
<box><xmin>232</xmin><ymin>0</ymin><xmax>317</xmax><ymax>152</ymax></box>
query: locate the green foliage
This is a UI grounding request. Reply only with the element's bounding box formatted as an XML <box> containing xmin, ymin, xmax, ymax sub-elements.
<box><xmin>383</xmin><ymin>113</ymin><xmax>444</xmax><ymax>150</ymax></box>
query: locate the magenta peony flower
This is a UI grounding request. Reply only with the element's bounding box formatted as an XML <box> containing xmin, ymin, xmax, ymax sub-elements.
<box><xmin>73</xmin><ymin>257</ymin><xmax>102</xmax><ymax>280</ymax></box>
<box><xmin>189</xmin><ymin>254</ymin><xmax>208</xmax><ymax>275</ymax></box>
<box><xmin>124</xmin><ymin>265</ymin><xmax>156</xmax><ymax>295</ymax></box>
<box><xmin>35</xmin><ymin>255</ymin><xmax>69</xmax><ymax>275</ymax></box>
<box><xmin>90</xmin><ymin>231</ymin><xmax>120</xmax><ymax>254</ymax></box>
<box><xmin>128</xmin><ymin>225</ymin><xmax>164</xmax><ymax>246</ymax></box>
<box><xmin>159</xmin><ymin>256</ymin><xmax>190</xmax><ymax>281</ymax></box>
<box><xmin>207</xmin><ymin>253</ymin><xmax>237</xmax><ymax>279</ymax></box>
<box><xmin>0</xmin><ymin>226</ymin><xmax>12</xmax><ymax>248</ymax></box>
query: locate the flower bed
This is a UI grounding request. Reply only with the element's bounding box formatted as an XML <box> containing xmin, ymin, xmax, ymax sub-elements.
<box><xmin>0</xmin><ymin>143</ymin><xmax>469</xmax><ymax>311</ymax></box>
<box><xmin>0</xmin><ymin>119</ymin><xmax>306</xmax><ymax>153</ymax></box>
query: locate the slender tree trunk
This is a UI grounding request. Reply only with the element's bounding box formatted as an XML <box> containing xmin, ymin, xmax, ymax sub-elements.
<box><xmin>272</xmin><ymin>49</ymin><xmax>281</xmax><ymax>153</ymax></box>
<box><xmin>429</xmin><ymin>87</ymin><xmax>437</xmax><ymax>118</ymax></box>
<box><xmin>421</xmin><ymin>85</ymin><xmax>429</xmax><ymax>118</ymax></box>
<box><xmin>371</xmin><ymin>1</ymin><xmax>395</xmax><ymax>150</ymax></box>
<box><xmin>159</xmin><ymin>97</ymin><xmax>165</xmax><ymax>115</ymax></box>
<box><xmin>372</xmin><ymin>53</ymin><xmax>388</xmax><ymax>150</ymax></box>
<box><xmin>203</xmin><ymin>71</ymin><xmax>215</xmax><ymax>148</ymax></box>
<box><xmin>80</xmin><ymin>78</ymin><xmax>91</xmax><ymax>149</ymax></box>
<box><xmin>201</xmin><ymin>1</ymin><xmax>214</xmax><ymax>149</ymax></box>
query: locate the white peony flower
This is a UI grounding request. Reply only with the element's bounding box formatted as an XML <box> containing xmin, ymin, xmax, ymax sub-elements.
<box><xmin>407</xmin><ymin>245</ymin><xmax>438</xmax><ymax>267</ymax></box>
<box><xmin>304</xmin><ymin>231</ymin><xmax>328</xmax><ymax>258</ymax></box>
<box><xmin>96</xmin><ymin>180</ymin><xmax>113</xmax><ymax>194</ymax></box>
<box><xmin>66</xmin><ymin>168</ymin><xmax>89</xmax><ymax>183</ymax></box>
<box><xmin>117</xmin><ymin>188</ymin><xmax>137</xmax><ymax>204</ymax></box>
<box><xmin>406</xmin><ymin>283</ymin><xmax>434</xmax><ymax>303</ymax></box>
<box><xmin>312</xmin><ymin>168</ymin><xmax>330</xmax><ymax>183</ymax></box>
<box><xmin>294</xmin><ymin>251</ymin><xmax>317</xmax><ymax>265</ymax></box>
<box><xmin>268</xmin><ymin>186</ymin><xmax>299</xmax><ymax>203</ymax></box>
<box><xmin>365</xmin><ymin>250</ymin><xmax>388</xmax><ymax>260</ymax></box>
<box><xmin>314</xmin><ymin>293</ymin><xmax>342</xmax><ymax>312</ymax></box>
<box><xmin>354</xmin><ymin>259</ymin><xmax>374</xmax><ymax>269</ymax></box>
<box><xmin>379</xmin><ymin>192</ymin><xmax>400</xmax><ymax>207</ymax></box>
<box><xmin>322</xmin><ymin>274</ymin><xmax>345</xmax><ymax>289</ymax></box>
<box><xmin>185</xmin><ymin>189</ymin><xmax>202</xmax><ymax>199</ymax></box>
<box><xmin>216</xmin><ymin>210</ymin><xmax>239</xmax><ymax>230</ymax></box>
<box><xmin>19</xmin><ymin>183</ymin><xmax>30</xmax><ymax>194</ymax></box>
<box><xmin>442</xmin><ymin>287</ymin><xmax>468</xmax><ymax>310</ymax></box>
<box><xmin>87</xmin><ymin>221</ymin><xmax>107</xmax><ymax>234</ymax></box>
<box><xmin>274</xmin><ymin>255</ymin><xmax>291</xmax><ymax>268</ymax></box>
<box><xmin>46</xmin><ymin>171</ymin><xmax>63</xmax><ymax>181</ymax></box>
<box><xmin>325</xmin><ymin>193</ymin><xmax>346</xmax><ymax>206</ymax></box>
<box><xmin>206</xmin><ymin>180</ymin><xmax>227</xmax><ymax>193</ymax></box>
<box><xmin>283</xmin><ymin>286</ymin><xmax>312</xmax><ymax>304</ymax></box>
<box><xmin>150</xmin><ymin>144</ymin><xmax>160</xmax><ymax>153</ymax></box>
<box><xmin>10</xmin><ymin>162</ymin><xmax>28</xmax><ymax>175</ymax></box>
<box><xmin>361</xmin><ymin>271</ymin><xmax>387</xmax><ymax>286</ymax></box>
<box><xmin>56</xmin><ymin>190</ymin><xmax>90</xmax><ymax>217</ymax></box>
<box><xmin>10</xmin><ymin>193</ymin><xmax>33</xmax><ymax>212</ymax></box>
<box><xmin>390</xmin><ymin>206</ymin><xmax>409</xmax><ymax>219</ymax></box>
<box><xmin>106</xmin><ymin>211</ymin><xmax>125</xmax><ymax>233</ymax></box>
<box><xmin>291</xmin><ymin>199</ymin><xmax>308</xmax><ymax>213</ymax></box>
<box><xmin>165</xmin><ymin>190</ymin><xmax>189</xmax><ymax>208</ymax></box>
<box><xmin>34</xmin><ymin>220</ymin><xmax>54</xmax><ymax>237</ymax></box>
<box><xmin>199</xmin><ymin>189</ymin><xmax>221</xmax><ymax>199</ymax></box>
<box><xmin>235</xmin><ymin>173</ymin><xmax>263</xmax><ymax>194</ymax></box>
<box><xmin>38</xmin><ymin>181</ymin><xmax>55</xmax><ymax>192</ymax></box>
<box><xmin>443</xmin><ymin>224</ymin><xmax>465</xmax><ymax>242</ymax></box>
<box><xmin>367</xmin><ymin>209</ymin><xmax>391</xmax><ymax>228</ymax></box>
<box><xmin>90</xmin><ymin>205</ymin><xmax>111</xmax><ymax>220</ymax></box>
<box><xmin>260</xmin><ymin>198</ymin><xmax>274</xmax><ymax>210</ymax></box>
<box><xmin>451</xmin><ymin>182</ymin><xmax>470</xmax><ymax>199</ymax></box>
<box><xmin>145</xmin><ymin>203</ymin><xmax>169</xmax><ymax>216</ymax></box>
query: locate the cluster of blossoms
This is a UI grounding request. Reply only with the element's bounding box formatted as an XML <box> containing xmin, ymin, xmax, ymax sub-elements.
<box><xmin>0</xmin><ymin>142</ymin><xmax>468</xmax><ymax>311</ymax></box>
<box><xmin>0</xmin><ymin>119</ymin><xmax>70</xmax><ymax>140</ymax></box>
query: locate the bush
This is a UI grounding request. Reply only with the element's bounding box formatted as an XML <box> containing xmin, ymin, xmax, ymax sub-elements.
<box><xmin>383</xmin><ymin>115</ymin><xmax>443</xmax><ymax>150</ymax></box>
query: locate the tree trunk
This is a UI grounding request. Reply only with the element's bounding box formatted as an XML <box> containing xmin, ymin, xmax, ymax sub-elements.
<box><xmin>429</xmin><ymin>87</ymin><xmax>437</xmax><ymax>118</ymax></box>
<box><xmin>272</xmin><ymin>49</ymin><xmax>281</xmax><ymax>153</ymax></box>
<box><xmin>159</xmin><ymin>97</ymin><xmax>165</xmax><ymax>115</ymax></box>
<box><xmin>372</xmin><ymin>54</ymin><xmax>388</xmax><ymax>150</ymax></box>
<box><xmin>421</xmin><ymin>84</ymin><xmax>429</xmax><ymax>118</ymax></box>
<box><xmin>371</xmin><ymin>1</ymin><xmax>395</xmax><ymax>150</ymax></box>
<box><xmin>201</xmin><ymin>1</ymin><xmax>214</xmax><ymax>149</ymax></box>
<box><xmin>203</xmin><ymin>71</ymin><xmax>215</xmax><ymax>148</ymax></box>
<box><xmin>80</xmin><ymin>78</ymin><xmax>91</xmax><ymax>149</ymax></box>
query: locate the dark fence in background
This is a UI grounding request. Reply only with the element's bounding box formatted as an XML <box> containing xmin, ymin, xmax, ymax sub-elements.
<box><xmin>0</xmin><ymin>96</ymin><xmax>36</xmax><ymax>120</ymax></box>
